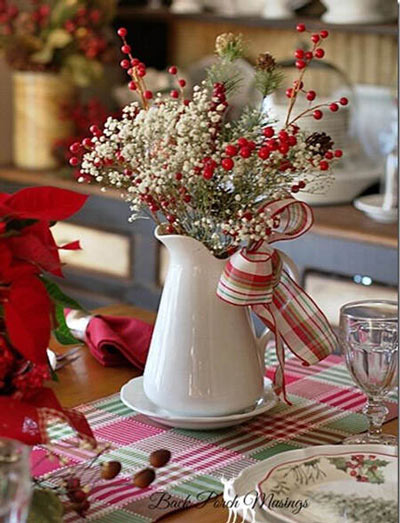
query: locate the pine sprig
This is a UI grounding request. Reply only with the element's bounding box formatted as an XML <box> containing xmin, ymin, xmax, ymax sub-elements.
<box><xmin>254</xmin><ymin>68</ymin><xmax>285</xmax><ymax>97</ymax></box>
<box><xmin>206</xmin><ymin>60</ymin><xmax>243</xmax><ymax>96</ymax></box>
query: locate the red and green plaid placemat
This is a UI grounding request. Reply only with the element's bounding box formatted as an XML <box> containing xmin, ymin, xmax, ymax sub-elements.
<box><xmin>32</xmin><ymin>353</ymin><xmax>398</xmax><ymax>522</ymax></box>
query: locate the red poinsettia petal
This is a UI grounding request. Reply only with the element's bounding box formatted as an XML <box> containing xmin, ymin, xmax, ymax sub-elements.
<box><xmin>0</xmin><ymin>241</ymin><xmax>12</xmax><ymax>275</ymax></box>
<box><xmin>59</xmin><ymin>240</ymin><xmax>81</xmax><ymax>250</ymax></box>
<box><xmin>8</xmin><ymin>231</ymin><xmax>62</xmax><ymax>275</ymax></box>
<box><xmin>0</xmin><ymin>389</ymin><xmax>95</xmax><ymax>446</ymax></box>
<box><xmin>4</xmin><ymin>186</ymin><xmax>88</xmax><ymax>221</ymax></box>
<box><xmin>4</xmin><ymin>276</ymin><xmax>51</xmax><ymax>364</ymax></box>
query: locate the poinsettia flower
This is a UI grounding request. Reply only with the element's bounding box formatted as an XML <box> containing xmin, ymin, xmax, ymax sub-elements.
<box><xmin>0</xmin><ymin>186</ymin><xmax>88</xmax><ymax>221</ymax></box>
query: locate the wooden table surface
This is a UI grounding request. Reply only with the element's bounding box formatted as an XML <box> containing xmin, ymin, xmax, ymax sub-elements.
<box><xmin>51</xmin><ymin>304</ymin><xmax>398</xmax><ymax>523</ymax></box>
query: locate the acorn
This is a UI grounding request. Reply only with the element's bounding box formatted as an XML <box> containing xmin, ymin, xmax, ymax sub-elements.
<box><xmin>100</xmin><ymin>461</ymin><xmax>122</xmax><ymax>480</ymax></box>
<box><xmin>149</xmin><ymin>449</ymin><xmax>171</xmax><ymax>468</ymax></box>
<box><xmin>133</xmin><ymin>468</ymin><xmax>156</xmax><ymax>488</ymax></box>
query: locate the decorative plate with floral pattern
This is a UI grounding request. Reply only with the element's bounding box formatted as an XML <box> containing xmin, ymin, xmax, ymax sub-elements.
<box><xmin>222</xmin><ymin>445</ymin><xmax>397</xmax><ymax>523</ymax></box>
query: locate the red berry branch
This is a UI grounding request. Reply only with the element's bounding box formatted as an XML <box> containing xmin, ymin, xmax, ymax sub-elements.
<box><xmin>284</xmin><ymin>25</ymin><xmax>348</xmax><ymax>128</ymax></box>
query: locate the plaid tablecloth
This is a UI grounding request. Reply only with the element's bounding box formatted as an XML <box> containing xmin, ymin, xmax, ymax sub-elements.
<box><xmin>32</xmin><ymin>353</ymin><xmax>398</xmax><ymax>522</ymax></box>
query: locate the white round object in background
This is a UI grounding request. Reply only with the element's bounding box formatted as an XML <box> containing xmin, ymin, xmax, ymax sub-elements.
<box><xmin>262</xmin><ymin>0</ymin><xmax>294</xmax><ymax>19</ymax></box>
<box><xmin>321</xmin><ymin>0</ymin><xmax>397</xmax><ymax>24</ymax></box>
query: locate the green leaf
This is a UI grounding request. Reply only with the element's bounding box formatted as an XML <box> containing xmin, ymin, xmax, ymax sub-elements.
<box><xmin>41</xmin><ymin>277</ymin><xmax>83</xmax><ymax>311</ymax></box>
<box><xmin>50</xmin><ymin>3</ymin><xmax>78</xmax><ymax>27</ymax></box>
<box><xmin>28</xmin><ymin>488</ymin><xmax>64</xmax><ymax>523</ymax></box>
<box><xmin>31</xmin><ymin>29</ymin><xmax>72</xmax><ymax>64</ymax></box>
<box><xmin>53</xmin><ymin>304</ymin><xmax>82</xmax><ymax>345</ymax></box>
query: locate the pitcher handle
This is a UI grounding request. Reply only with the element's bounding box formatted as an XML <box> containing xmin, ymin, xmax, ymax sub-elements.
<box><xmin>251</xmin><ymin>249</ymin><xmax>300</xmax><ymax>366</ymax></box>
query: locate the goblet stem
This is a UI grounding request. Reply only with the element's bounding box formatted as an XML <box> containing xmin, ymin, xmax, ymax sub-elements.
<box><xmin>363</xmin><ymin>396</ymin><xmax>388</xmax><ymax>440</ymax></box>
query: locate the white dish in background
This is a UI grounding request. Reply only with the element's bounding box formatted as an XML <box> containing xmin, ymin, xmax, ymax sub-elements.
<box><xmin>297</xmin><ymin>164</ymin><xmax>380</xmax><ymax>206</ymax></box>
<box><xmin>223</xmin><ymin>444</ymin><xmax>398</xmax><ymax>523</ymax></box>
<box><xmin>354</xmin><ymin>194</ymin><xmax>397</xmax><ymax>223</ymax></box>
<box><xmin>120</xmin><ymin>376</ymin><xmax>277</xmax><ymax>430</ymax></box>
<box><xmin>321</xmin><ymin>0</ymin><xmax>397</xmax><ymax>24</ymax></box>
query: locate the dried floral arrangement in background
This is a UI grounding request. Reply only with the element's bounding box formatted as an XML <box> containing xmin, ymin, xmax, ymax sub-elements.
<box><xmin>0</xmin><ymin>0</ymin><xmax>117</xmax><ymax>86</ymax></box>
<box><xmin>71</xmin><ymin>25</ymin><xmax>348</xmax><ymax>256</ymax></box>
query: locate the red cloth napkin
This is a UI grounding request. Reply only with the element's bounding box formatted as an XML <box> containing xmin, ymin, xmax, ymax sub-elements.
<box><xmin>66</xmin><ymin>311</ymin><xmax>153</xmax><ymax>369</ymax></box>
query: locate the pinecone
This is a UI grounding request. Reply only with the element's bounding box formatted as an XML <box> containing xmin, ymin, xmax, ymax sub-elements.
<box><xmin>256</xmin><ymin>53</ymin><xmax>276</xmax><ymax>72</ymax></box>
<box><xmin>305</xmin><ymin>132</ymin><xmax>334</xmax><ymax>156</ymax></box>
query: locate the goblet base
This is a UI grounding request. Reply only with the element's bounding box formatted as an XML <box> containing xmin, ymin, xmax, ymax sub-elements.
<box><xmin>343</xmin><ymin>433</ymin><xmax>398</xmax><ymax>446</ymax></box>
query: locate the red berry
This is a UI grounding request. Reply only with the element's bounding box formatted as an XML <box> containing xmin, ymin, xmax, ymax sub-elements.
<box><xmin>170</xmin><ymin>90</ymin><xmax>179</xmax><ymax>99</ymax></box>
<box><xmin>293</xmin><ymin>80</ymin><xmax>304</xmax><ymax>90</ymax></box>
<box><xmin>311</xmin><ymin>33</ymin><xmax>320</xmax><ymax>43</ymax></box>
<box><xmin>131</xmin><ymin>58</ymin><xmax>140</xmax><ymax>66</ymax></box>
<box><xmin>319</xmin><ymin>161</ymin><xmax>329</xmax><ymax>170</ymax></box>
<box><xmin>168</xmin><ymin>66</ymin><xmax>177</xmax><ymax>75</ymax></box>
<box><xmin>120</xmin><ymin>59</ymin><xmax>130</xmax><ymax>69</ymax></box>
<box><xmin>335</xmin><ymin>149</ymin><xmax>343</xmax><ymax>158</ymax></box>
<box><xmin>306</xmin><ymin>90</ymin><xmax>316</xmax><ymax>101</ymax></box>
<box><xmin>279</xmin><ymin>142</ymin><xmax>289</xmax><ymax>154</ymax></box>
<box><xmin>166</xmin><ymin>225</ymin><xmax>175</xmax><ymax>234</ymax></box>
<box><xmin>313</xmin><ymin>109</ymin><xmax>323</xmax><ymax>120</ymax></box>
<box><xmin>82</xmin><ymin>138</ymin><xmax>93</xmax><ymax>148</ymax></box>
<box><xmin>295</xmin><ymin>60</ymin><xmax>306</xmax><ymax>70</ymax></box>
<box><xmin>183</xmin><ymin>194</ymin><xmax>191</xmax><ymax>203</ymax></box>
<box><xmin>117</xmin><ymin>27</ymin><xmax>127</xmax><ymax>37</ymax></box>
<box><xmin>339</xmin><ymin>97</ymin><xmax>349</xmax><ymax>106</ymax></box>
<box><xmin>305</xmin><ymin>51</ymin><xmax>313</xmax><ymax>60</ymax></box>
<box><xmin>240</xmin><ymin>147</ymin><xmax>251</xmax><ymax>158</ymax></box>
<box><xmin>89</xmin><ymin>125</ymin><xmax>101</xmax><ymax>136</ymax></box>
<box><xmin>278</xmin><ymin>130</ymin><xmax>289</xmax><ymax>142</ymax></box>
<box><xmin>291</xmin><ymin>185</ymin><xmax>299</xmax><ymax>193</ymax></box>
<box><xmin>166</xmin><ymin>214</ymin><xmax>176</xmax><ymax>223</ymax></box>
<box><xmin>263</xmin><ymin>127</ymin><xmax>274</xmax><ymax>138</ymax></box>
<box><xmin>144</xmin><ymin>90</ymin><xmax>153</xmax><ymax>100</ymax></box>
<box><xmin>70</xmin><ymin>489</ymin><xmax>87</xmax><ymax>503</ymax></box>
<box><xmin>247</xmin><ymin>141</ymin><xmax>256</xmax><ymax>151</ymax></box>
<box><xmin>128</xmin><ymin>81</ymin><xmax>137</xmax><ymax>90</ymax></box>
<box><xmin>237</xmin><ymin>137</ymin><xmax>248</xmax><ymax>147</ymax></box>
<box><xmin>178</xmin><ymin>79</ymin><xmax>186</xmax><ymax>88</ymax></box>
<box><xmin>258</xmin><ymin>147</ymin><xmax>270</xmax><ymax>160</ymax></box>
<box><xmin>203</xmin><ymin>165</ymin><xmax>214</xmax><ymax>179</ymax></box>
<box><xmin>69</xmin><ymin>157</ymin><xmax>79</xmax><ymax>166</ymax></box>
<box><xmin>294</xmin><ymin>49</ymin><xmax>304</xmax><ymax>59</ymax></box>
<box><xmin>286</xmin><ymin>88</ymin><xmax>294</xmax><ymax>98</ymax></box>
<box><xmin>69</xmin><ymin>142</ymin><xmax>80</xmax><ymax>154</ymax></box>
<box><xmin>350</xmin><ymin>470</ymin><xmax>357</xmax><ymax>477</ymax></box>
<box><xmin>175</xmin><ymin>172</ymin><xmax>183</xmax><ymax>180</ymax></box>
<box><xmin>225</xmin><ymin>145</ymin><xmax>238</xmax><ymax>157</ymax></box>
<box><xmin>137</xmin><ymin>68</ymin><xmax>146</xmax><ymax>77</ymax></box>
<box><xmin>320</xmin><ymin>30</ymin><xmax>329</xmax><ymax>39</ymax></box>
<box><xmin>221</xmin><ymin>158</ymin><xmax>234</xmax><ymax>170</ymax></box>
<box><xmin>329</xmin><ymin>103</ymin><xmax>339</xmax><ymax>112</ymax></box>
<box><xmin>298</xmin><ymin>180</ymin><xmax>306</xmax><ymax>188</ymax></box>
<box><xmin>266</xmin><ymin>139</ymin><xmax>278</xmax><ymax>151</ymax></box>
<box><xmin>325</xmin><ymin>151</ymin><xmax>333</xmax><ymax>159</ymax></box>
<box><xmin>288</xmin><ymin>136</ymin><xmax>297</xmax><ymax>146</ymax></box>
<box><xmin>296</xmin><ymin>23</ymin><xmax>306</xmax><ymax>32</ymax></box>
<box><xmin>315</xmin><ymin>48</ymin><xmax>325</xmax><ymax>59</ymax></box>
<box><xmin>121</xmin><ymin>45</ymin><xmax>131</xmax><ymax>54</ymax></box>
<box><xmin>149</xmin><ymin>204</ymin><xmax>159</xmax><ymax>212</ymax></box>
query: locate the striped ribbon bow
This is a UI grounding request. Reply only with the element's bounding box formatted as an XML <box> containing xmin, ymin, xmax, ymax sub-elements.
<box><xmin>217</xmin><ymin>197</ymin><xmax>337</xmax><ymax>403</ymax></box>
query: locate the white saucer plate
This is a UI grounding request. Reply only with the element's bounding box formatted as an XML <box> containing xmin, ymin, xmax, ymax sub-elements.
<box><xmin>354</xmin><ymin>194</ymin><xmax>397</xmax><ymax>223</ymax></box>
<box><xmin>120</xmin><ymin>376</ymin><xmax>278</xmax><ymax>430</ymax></box>
<box><xmin>223</xmin><ymin>444</ymin><xmax>398</xmax><ymax>523</ymax></box>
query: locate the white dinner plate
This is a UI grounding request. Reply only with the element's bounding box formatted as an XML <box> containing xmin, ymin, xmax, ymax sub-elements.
<box><xmin>120</xmin><ymin>376</ymin><xmax>278</xmax><ymax>430</ymax></box>
<box><xmin>223</xmin><ymin>444</ymin><xmax>398</xmax><ymax>523</ymax></box>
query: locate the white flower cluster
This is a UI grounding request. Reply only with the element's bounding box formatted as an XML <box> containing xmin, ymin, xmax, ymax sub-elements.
<box><xmin>79</xmin><ymin>82</ymin><xmax>336</xmax><ymax>256</ymax></box>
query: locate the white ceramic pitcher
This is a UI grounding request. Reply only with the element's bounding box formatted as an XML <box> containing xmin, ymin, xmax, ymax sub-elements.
<box><xmin>143</xmin><ymin>227</ymin><xmax>298</xmax><ymax>417</ymax></box>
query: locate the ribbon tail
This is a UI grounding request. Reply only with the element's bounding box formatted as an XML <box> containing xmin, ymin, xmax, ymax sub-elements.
<box><xmin>272</xmin><ymin>326</ymin><xmax>292</xmax><ymax>406</ymax></box>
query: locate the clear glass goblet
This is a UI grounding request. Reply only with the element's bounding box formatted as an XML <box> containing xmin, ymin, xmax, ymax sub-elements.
<box><xmin>0</xmin><ymin>438</ymin><xmax>32</xmax><ymax>523</ymax></box>
<box><xmin>339</xmin><ymin>300</ymin><xmax>398</xmax><ymax>446</ymax></box>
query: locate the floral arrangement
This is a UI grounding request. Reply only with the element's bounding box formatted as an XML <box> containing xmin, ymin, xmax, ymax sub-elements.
<box><xmin>53</xmin><ymin>97</ymin><xmax>120</xmax><ymax>180</ymax></box>
<box><xmin>0</xmin><ymin>0</ymin><xmax>116</xmax><ymax>86</ymax></box>
<box><xmin>71</xmin><ymin>25</ymin><xmax>348</xmax><ymax>257</ymax></box>
<box><xmin>0</xmin><ymin>186</ymin><xmax>94</xmax><ymax>446</ymax></box>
